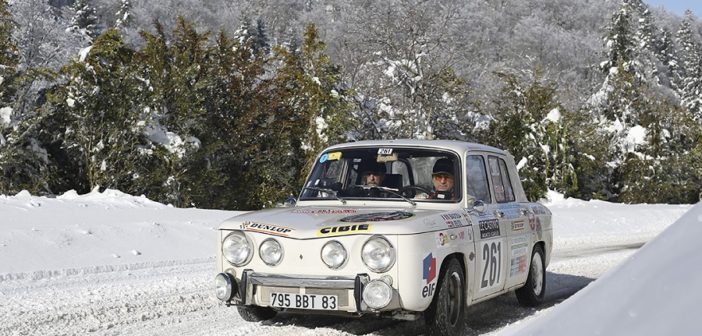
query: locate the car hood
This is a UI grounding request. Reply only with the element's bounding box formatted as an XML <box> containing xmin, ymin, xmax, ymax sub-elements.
<box><xmin>218</xmin><ymin>206</ymin><xmax>471</xmax><ymax>238</ymax></box>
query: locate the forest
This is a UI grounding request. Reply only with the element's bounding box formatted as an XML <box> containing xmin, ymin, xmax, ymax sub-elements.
<box><xmin>0</xmin><ymin>0</ymin><xmax>701</xmax><ymax>209</ymax></box>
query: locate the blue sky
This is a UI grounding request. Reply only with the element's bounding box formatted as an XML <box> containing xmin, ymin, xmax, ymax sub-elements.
<box><xmin>645</xmin><ymin>0</ymin><xmax>702</xmax><ymax>16</ymax></box>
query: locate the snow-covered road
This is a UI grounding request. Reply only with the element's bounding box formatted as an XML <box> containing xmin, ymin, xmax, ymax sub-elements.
<box><xmin>0</xmin><ymin>190</ymin><xmax>691</xmax><ymax>336</ymax></box>
<box><xmin>0</xmin><ymin>244</ymin><xmax>638</xmax><ymax>336</ymax></box>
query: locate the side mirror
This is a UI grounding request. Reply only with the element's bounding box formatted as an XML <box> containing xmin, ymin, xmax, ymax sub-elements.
<box><xmin>277</xmin><ymin>195</ymin><xmax>297</xmax><ymax>208</ymax></box>
<box><xmin>473</xmin><ymin>200</ymin><xmax>486</xmax><ymax>213</ymax></box>
<box><xmin>469</xmin><ymin>200</ymin><xmax>486</xmax><ymax>213</ymax></box>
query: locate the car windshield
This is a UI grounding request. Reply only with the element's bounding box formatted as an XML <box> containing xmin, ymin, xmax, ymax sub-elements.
<box><xmin>300</xmin><ymin>147</ymin><xmax>461</xmax><ymax>203</ymax></box>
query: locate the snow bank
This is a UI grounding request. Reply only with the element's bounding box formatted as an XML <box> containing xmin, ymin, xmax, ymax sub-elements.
<box><xmin>500</xmin><ymin>202</ymin><xmax>702</xmax><ymax>336</ymax></box>
<box><xmin>541</xmin><ymin>190</ymin><xmax>689</xmax><ymax>250</ymax></box>
<box><xmin>0</xmin><ymin>189</ymin><xmax>240</xmax><ymax>276</ymax></box>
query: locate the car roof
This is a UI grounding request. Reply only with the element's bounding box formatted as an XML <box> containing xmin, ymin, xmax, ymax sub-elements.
<box><xmin>325</xmin><ymin>139</ymin><xmax>508</xmax><ymax>156</ymax></box>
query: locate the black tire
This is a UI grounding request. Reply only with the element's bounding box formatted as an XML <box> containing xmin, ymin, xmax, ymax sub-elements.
<box><xmin>237</xmin><ymin>306</ymin><xmax>277</xmax><ymax>322</ymax></box>
<box><xmin>425</xmin><ymin>258</ymin><xmax>465</xmax><ymax>336</ymax></box>
<box><xmin>515</xmin><ymin>244</ymin><xmax>546</xmax><ymax>307</ymax></box>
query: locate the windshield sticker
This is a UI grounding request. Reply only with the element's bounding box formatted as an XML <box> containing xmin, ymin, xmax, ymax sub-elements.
<box><xmin>240</xmin><ymin>221</ymin><xmax>293</xmax><ymax>237</ymax></box>
<box><xmin>292</xmin><ymin>209</ymin><xmax>358</xmax><ymax>215</ymax></box>
<box><xmin>376</xmin><ymin>153</ymin><xmax>398</xmax><ymax>162</ymax></box>
<box><xmin>319</xmin><ymin>152</ymin><xmax>342</xmax><ymax>163</ymax></box>
<box><xmin>339</xmin><ymin>211</ymin><xmax>414</xmax><ymax>222</ymax></box>
<box><xmin>377</xmin><ymin>148</ymin><xmax>393</xmax><ymax>155</ymax></box>
<box><xmin>479</xmin><ymin>219</ymin><xmax>501</xmax><ymax>239</ymax></box>
<box><xmin>317</xmin><ymin>224</ymin><xmax>371</xmax><ymax>236</ymax></box>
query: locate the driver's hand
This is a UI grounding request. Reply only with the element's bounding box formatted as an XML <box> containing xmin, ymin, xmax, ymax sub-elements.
<box><xmin>414</xmin><ymin>192</ymin><xmax>429</xmax><ymax>199</ymax></box>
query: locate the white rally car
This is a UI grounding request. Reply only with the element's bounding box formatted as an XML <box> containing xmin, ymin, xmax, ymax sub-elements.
<box><xmin>215</xmin><ymin>140</ymin><xmax>552</xmax><ymax>335</ymax></box>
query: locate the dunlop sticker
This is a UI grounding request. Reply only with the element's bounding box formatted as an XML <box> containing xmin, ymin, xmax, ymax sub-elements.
<box><xmin>241</xmin><ymin>221</ymin><xmax>293</xmax><ymax>236</ymax></box>
<box><xmin>317</xmin><ymin>223</ymin><xmax>372</xmax><ymax>236</ymax></box>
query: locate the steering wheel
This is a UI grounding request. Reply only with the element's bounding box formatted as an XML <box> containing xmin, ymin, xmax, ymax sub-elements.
<box><xmin>399</xmin><ymin>185</ymin><xmax>432</xmax><ymax>198</ymax></box>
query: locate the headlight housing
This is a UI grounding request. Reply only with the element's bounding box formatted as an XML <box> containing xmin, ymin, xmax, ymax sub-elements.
<box><xmin>361</xmin><ymin>236</ymin><xmax>396</xmax><ymax>273</ymax></box>
<box><xmin>222</xmin><ymin>231</ymin><xmax>253</xmax><ymax>266</ymax></box>
<box><xmin>321</xmin><ymin>240</ymin><xmax>347</xmax><ymax>269</ymax></box>
<box><xmin>259</xmin><ymin>238</ymin><xmax>284</xmax><ymax>266</ymax></box>
<box><xmin>362</xmin><ymin>279</ymin><xmax>393</xmax><ymax>309</ymax></box>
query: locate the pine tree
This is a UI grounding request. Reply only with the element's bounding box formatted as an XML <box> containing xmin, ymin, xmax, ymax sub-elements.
<box><xmin>49</xmin><ymin>28</ymin><xmax>147</xmax><ymax>194</ymax></box>
<box><xmin>67</xmin><ymin>0</ymin><xmax>100</xmax><ymax>40</ymax></box>
<box><xmin>489</xmin><ymin>73</ymin><xmax>576</xmax><ymax>201</ymax></box>
<box><xmin>115</xmin><ymin>0</ymin><xmax>132</xmax><ymax>30</ymax></box>
<box><xmin>134</xmin><ymin>17</ymin><xmax>211</xmax><ymax>207</ymax></box>
<box><xmin>245</xmin><ymin>23</ymin><xmax>353</xmax><ymax>208</ymax></box>
<box><xmin>675</xmin><ymin>10</ymin><xmax>702</xmax><ymax>122</ymax></box>
<box><xmin>0</xmin><ymin>0</ymin><xmax>51</xmax><ymax>194</ymax></box>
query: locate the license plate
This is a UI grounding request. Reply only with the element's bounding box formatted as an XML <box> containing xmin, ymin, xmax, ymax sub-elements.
<box><xmin>269</xmin><ymin>292</ymin><xmax>338</xmax><ymax>310</ymax></box>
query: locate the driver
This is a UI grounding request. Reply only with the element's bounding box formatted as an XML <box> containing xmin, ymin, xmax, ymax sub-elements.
<box><xmin>361</xmin><ymin>161</ymin><xmax>386</xmax><ymax>187</ymax></box>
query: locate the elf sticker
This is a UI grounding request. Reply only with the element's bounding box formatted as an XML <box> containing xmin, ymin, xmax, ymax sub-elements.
<box><xmin>422</xmin><ymin>253</ymin><xmax>437</xmax><ymax>298</ymax></box>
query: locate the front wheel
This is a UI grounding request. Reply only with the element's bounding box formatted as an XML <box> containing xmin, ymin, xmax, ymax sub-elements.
<box><xmin>425</xmin><ymin>258</ymin><xmax>465</xmax><ymax>336</ymax></box>
<box><xmin>515</xmin><ymin>244</ymin><xmax>546</xmax><ymax>306</ymax></box>
<box><xmin>237</xmin><ymin>306</ymin><xmax>277</xmax><ymax>322</ymax></box>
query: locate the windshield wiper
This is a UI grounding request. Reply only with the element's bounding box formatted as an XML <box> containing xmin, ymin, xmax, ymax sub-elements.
<box><xmin>349</xmin><ymin>185</ymin><xmax>416</xmax><ymax>206</ymax></box>
<box><xmin>303</xmin><ymin>187</ymin><xmax>347</xmax><ymax>204</ymax></box>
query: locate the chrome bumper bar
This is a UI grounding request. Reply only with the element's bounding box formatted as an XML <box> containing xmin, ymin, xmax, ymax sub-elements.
<box><xmin>248</xmin><ymin>272</ymin><xmax>357</xmax><ymax>289</ymax></box>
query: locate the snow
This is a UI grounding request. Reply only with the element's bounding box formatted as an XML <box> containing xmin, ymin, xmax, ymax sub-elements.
<box><xmin>625</xmin><ymin>125</ymin><xmax>647</xmax><ymax>149</ymax></box>
<box><xmin>544</xmin><ymin>108</ymin><xmax>561</xmax><ymax>123</ymax></box>
<box><xmin>0</xmin><ymin>189</ymin><xmax>695</xmax><ymax>335</ymax></box>
<box><xmin>0</xmin><ymin>106</ymin><xmax>12</xmax><ymax>126</ymax></box>
<box><xmin>500</xmin><ymin>201</ymin><xmax>702</xmax><ymax>336</ymax></box>
<box><xmin>79</xmin><ymin>46</ymin><xmax>92</xmax><ymax>62</ymax></box>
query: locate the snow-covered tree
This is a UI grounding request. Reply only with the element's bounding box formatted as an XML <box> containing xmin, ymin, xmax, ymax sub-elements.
<box><xmin>489</xmin><ymin>73</ymin><xmax>576</xmax><ymax>200</ymax></box>
<box><xmin>114</xmin><ymin>0</ymin><xmax>132</xmax><ymax>30</ymax></box>
<box><xmin>67</xmin><ymin>0</ymin><xmax>100</xmax><ymax>41</ymax></box>
<box><xmin>675</xmin><ymin>10</ymin><xmax>702</xmax><ymax>122</ymax></box>
<box><xmin>50</xmin><ymin>28</ymin><xmax>148</xmax><ymax>193</ymax></box>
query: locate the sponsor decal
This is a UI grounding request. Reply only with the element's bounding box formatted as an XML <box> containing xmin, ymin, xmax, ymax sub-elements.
<box><xmin>511</xmin><ymin>220</ymin><xmax>525</xmax><ymax>231</ymax></box>
<box><xmin>339</xmin><ymin>211</ymin><xmax>414</xmax><ymax>222</ymax></box>
<box><xmin>441</xmin><ymin>212</ymin><xmax>467</xmax><ymax>228</ymax></box>
<box><xmin>527</xmin><ymin>211</ymin><xmax>537</xmax><ymax>230</ymax></box>
<box><xmin>291</xmin><ymin>209</ymin><xmax>358</xmax><ymax>215</ymax></box>
<box><xmin>316</xmin><ymin>223</ymin><xmax>371</xmax><ymax>236</ymax></box>
<box><xmin>437</xmin><ymin>232</ymin><xmax>449</xmax><ymax>246</ymax></box>
<box><xmin>510</xmin><ymin>236</ymin><xmax>529</xmax><ymax>277</ymax></box>
<box><xmin>319</xmin><ymin>152</ymin><xmax>342</xmax><ymax>163</ymax></box>
<box><xmin>422</xmin><ymin>253</ymin><xmax>437</xmax><ymax>298</ymax></box>
<box><xmin>510</xmin><ymin>255</ymin><xmax>528</xmax><ymax>277</ymax></box>
<box><xmin>479</xmin><ymin>219</ymin><xmax>501</xmax><ymax>239</ymax></box>
<box><xmin>240</xmin><ymin>221</ymin><xmax>293</xmax><ymax>236</ymax></box>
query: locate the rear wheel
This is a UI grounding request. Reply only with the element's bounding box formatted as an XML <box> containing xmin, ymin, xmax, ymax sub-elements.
<box><xmin>425</xmin><ymin>258</ymin><xmax>465</xmax><ymax>336</ymax></box>
<box><xmin>515</xmin><ymin>245</ymin><xmax>546</xmax><ymax>307</ymax></box>
<box><xmin>237</xmin><ymin>306</ymin><xmax>277</xmax><ymax>322</ymax></box>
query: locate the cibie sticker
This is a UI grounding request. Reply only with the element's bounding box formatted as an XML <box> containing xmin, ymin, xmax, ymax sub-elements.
<box><xmin>319</xmin><ymin>152</ymin><xmax>342</xmax><ymax>163</ymax></box>
<box><xmin>316</xmin><ymin>224</ymin><xmax>371</xmax><ymax>236</ymax></box>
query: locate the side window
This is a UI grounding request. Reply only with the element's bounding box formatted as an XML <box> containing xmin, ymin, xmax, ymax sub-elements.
<box><xmin>488</xmin><ymin>156</ymin><xmax>515</xmax><ymax>203</ymax></box>
<box><xmin>466</xmin><ymin>155</ymin><xmax>490</xmax><ymax>203</ymax></box>
<box><xmin>498</xmin><ymin>159</ymin><xmax>515</xmax><ymax>202</ymax></box>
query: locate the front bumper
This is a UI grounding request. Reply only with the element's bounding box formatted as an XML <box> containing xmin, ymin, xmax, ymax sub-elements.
<box><xmin>217</xmin><ymin>270</ymin><xmax>401</xmax><ymax>314</ymax></box>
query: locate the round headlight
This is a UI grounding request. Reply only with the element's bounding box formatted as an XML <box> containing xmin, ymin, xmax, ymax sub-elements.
<box><xmin>362</xmin><ymin>279</ymin><xmax>393</xmax><ymax>309</ymax></box>
<box><xmin>215</xmin><ymin>273</ymin><xmax>234</xmax><ymax>301</ymax></box>
<box><xmin>222</xmin><ymin>231</ymin><xmax>253</xmax><ymax>266</ymax></box>
<box><xmin>361</xmin><ymin>236</ymin><xmax>396</xmax><ymax>273</ymax></box>
<box><xmin>259</xmin><ymin>238</ymin><xmax>284</xmax><ymax>266</ymax></box>
<box><xmin>321</xmin><ymin>240</ymin><xmax>347</xmax><ymax>269</ymax></box>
